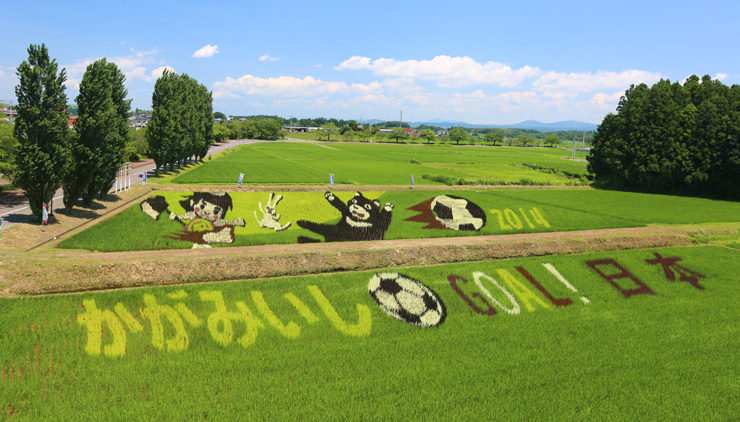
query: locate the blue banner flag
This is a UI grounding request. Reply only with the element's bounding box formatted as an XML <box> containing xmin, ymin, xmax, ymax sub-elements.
<box><xmin>330</xmin><ymin>173</ymin><xmax>334</xmax><ymax>186</ymax></box>
<box><xmin>238</xmin><ymin>173</ymin><xmax>244</xmax><ymax>186</ymax></box>
<box><xmin>411</xmin><ymin>175</ymin><xmax>415</xmax><ymax>186</ymax></box>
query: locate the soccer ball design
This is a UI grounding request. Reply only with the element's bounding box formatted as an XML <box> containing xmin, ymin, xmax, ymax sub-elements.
<box><xmin>431</xmin><ymin>195</ymin><xmax>486</xmax><ymax>231</ymax></box>
<box><xmin>368</xmin><ymin>273</ymin><xmax>447</xmax><ymax>327</ymax></box>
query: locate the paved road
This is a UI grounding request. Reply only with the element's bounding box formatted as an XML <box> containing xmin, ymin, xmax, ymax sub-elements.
<box><xmin>0</xmin><ymin>139</ymin><xmax>262</xmax><ymax>230</ymax></box>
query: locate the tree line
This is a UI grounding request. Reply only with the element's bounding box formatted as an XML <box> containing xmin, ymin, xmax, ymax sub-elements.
<box><xmin>588</xmin><ymin>75</ymin><xmax>740</xmax><ymax>200</ymax></box>
<box><xmin>9</xmin><ymin>44</ymin><xmax>215</xmax><ymax>220</ymax></box>
<box><xmin>12</xmin><ymin>44</ymin><xmax>131</xmax><ymax>217</ymax></box>
<box><xmin>146</xmin><ymin>70</ymin><xmax>213</xmax><ymax>175</ymax></box>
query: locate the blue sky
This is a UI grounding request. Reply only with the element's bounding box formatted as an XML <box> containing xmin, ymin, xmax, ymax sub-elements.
<box><xmin>1</xmin><ymin>0</ymin><xmax>737</xmax><ymax>124</ymax></box>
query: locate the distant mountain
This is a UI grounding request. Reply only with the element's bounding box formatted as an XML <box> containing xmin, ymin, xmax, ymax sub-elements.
<box><xmin>495</xmin><ymin>120</ymin><xmax>599</xmax><ymax>132</ymax></box>
<box><xmin>359</xmin><ymin>118</ymin><xmax>598</xmax><ymax>132</ymax></box>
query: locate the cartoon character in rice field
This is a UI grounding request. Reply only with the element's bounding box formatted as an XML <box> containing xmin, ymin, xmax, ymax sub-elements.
<box><xmin>140</xmin><ymin>192</ymin><xmax>245</xmax><ymax>248</ymax></box>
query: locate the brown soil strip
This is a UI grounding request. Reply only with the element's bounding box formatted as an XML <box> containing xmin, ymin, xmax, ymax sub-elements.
<box><xmin>0</xmin><ymin>224</ymin><xmax>693</xmax><ymax>297</ymax></box>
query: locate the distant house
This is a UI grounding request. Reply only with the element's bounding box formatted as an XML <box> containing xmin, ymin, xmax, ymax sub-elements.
<box><xmin>0</xmin><ymin>108</ymin><xmax>18</xmax><ymax>119</ymax></box>
<box><xmin>128</xmin><ymin>113</ymin><xmax>150</xmax><ymax>129</ymax></box>
<box><xmin>436</xmin><ymin>130</ymin><xmax>449</xmax><ymax>137</ymax></box>
<box><xmin>65</xmin><ymin>108</ymin><xmax>79</xmax><ymax>128</ymax></box>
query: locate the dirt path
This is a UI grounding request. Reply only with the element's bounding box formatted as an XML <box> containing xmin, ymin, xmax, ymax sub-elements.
<box><xmin>0</xmin><ymin>222</ymin><xmax>702</xmax><ymax>297</ymax></box>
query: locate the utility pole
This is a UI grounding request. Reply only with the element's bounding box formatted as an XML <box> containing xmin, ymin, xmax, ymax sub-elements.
<box><xmin>400</xmin><ymin>110</ymin><xmax>403</xmax><ymax>126</ymax></box>
<box><xmin>572</xmin><ymin>134</ymin><xmax>577</xmax><ymax>160</ymax></box>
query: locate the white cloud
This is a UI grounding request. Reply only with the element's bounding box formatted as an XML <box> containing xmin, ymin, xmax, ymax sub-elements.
<box><xmin>533</xmin><ymin>70</ymin><xmax>662</xmax><ymax>94</ymax></box>
<box><xmin>212</xmin><ymin>74</ymin><xmax>348</xmax><ymax>97</ymax></box>
<box><xmin>65</xmin><ymin>78</ymin><xmax>81</xmax><ymax>90</ymax></box>
<box><xmin>192</xmin><ymin>45</ymin><xmax>219</xmax><ymax>58</ymax></box>
<box><xmin>259</xmin><ymin>54</ymin><xmax>280</xmax><ymax>62</ymax></box>
<box><xmin>210</xmin><ymin>55</ymin><xmax>669</xmax><ymax>123</ymax></box>
<box><xmin>714</xmin><ymin>72</ymin><xmax>728</xmax><ymax>81</ymax></box>
<box><xmin>335</xmin><ymin>55</ymin><xmax>541</xmax><ymax>88</ymax></box>
<box><xmin>150</xmin><ymin>66</ymin><xmax>175</xmax><ymax>80</ymax></box>
<box><xmin>61</xmin><ymin>48</ymin><xmax>172</xmax><ymax>86</ymax></box>
<box><xmin>590</xmin><ymin>91</ymin><xmax>623</xmax><ymax>106</ymax></box>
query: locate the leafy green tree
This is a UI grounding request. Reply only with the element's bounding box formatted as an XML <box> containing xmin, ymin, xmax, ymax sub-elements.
<box><xmin>544</xmin><ymin>133</ymin><xmax>559</xmax><ymax>147</ymax></box>
<box><xmin>449</xmin><ymin>127</ymin><xmax>469</xmax><ymax>145</ymax></box>
<box><xmin>516</xmin><ymin>134</ymin><xmax>531</xmax><ymax>147</ymax></box>
<box><xmin>254</xmin><ymin>119</ymin><xmax>282</xmax><ymax>140</ymax></box>
<box><xmin>390</xmin><ymin>127</ymin><xmax>407</xmax><ymax>142</ymax></box>
<box><xmin>347</xmin><ymin>120</ymin><xmax>358</xmax><ymax>132</ymax></box>
<box><xmin>0</xmin><ymin>124</ymin><xmax>18</xmax><ymax>179</ymax></box>
<box><xmin>126</xmin><ymin>127</ymin><xmax>148</xmax><ymax>161</ymax></box>
<box><xmin>357</xmin><ymin>129</ymin><xmax>371</xmax><ymax>142</ymax></box>
<box><xmin>420</xmin><ymin>129</ymin><xmax>436</xmax><ymax>144</ymax></box>
<box><xmin>213</xmin><ymin>124</ymin><xmax>232</xmax><ymax>142</ymax></box>
<box><xmin>13</xmin><ymin>44</ymin><xmax>71</xmax><ymax>220</ymax></box>
<box><xmin>321</xmin><ymin>123</ymin><xmax>338</xmax><ymax>141</ymax></box>
<box><xmin>214</xmin><ymin>111</ymin><xmax>227</xmax><ymax>120</ymax></box>
<box><xmin>484</xmin><ymin>130</ymin><xmax>503</xmax><ymax>146</ymax></box>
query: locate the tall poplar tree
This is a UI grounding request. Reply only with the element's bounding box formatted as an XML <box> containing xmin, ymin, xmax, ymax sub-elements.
<box><xmin>64</xmin><ymin>58</ymin><xmax>131</xmax><ymax>212</ymax></box>
<box><xmin>147</xmin><ymin>71</ymin><xmax>213</xmax><ymax>173</ymax></box>
<box><xmin>147</xmin><ymin>70</ymin><xmax>182</xmax><ymax>174</ymax></box>
<box><xmin>82</xmin><ymin>60</ymin><xmax>131</xmax><ymax>205</ymax></box>
<box><xmin>13</xmin><ymin>44</ymin><xmax>70</xmax><ymax>220</ymax></box>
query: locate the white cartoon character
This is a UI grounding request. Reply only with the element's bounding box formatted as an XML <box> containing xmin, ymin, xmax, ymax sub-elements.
<box><xmin>254</xmin><ymin>192</ymin><xmax>291</xmax><ymax>232</ymax></box>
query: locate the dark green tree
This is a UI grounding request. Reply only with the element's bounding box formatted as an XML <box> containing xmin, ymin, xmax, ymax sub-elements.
<box><xmin>589</xmin><ymin>76</ymin><xmax>740</xmax><ymax>200</ymax></box>
<box><xmin>147</xmin><ymin>70</ymin><xmax>183</xmax><ymax>174</ymax></box>
<box><xmin>213</xmin><ymin>111</ymin><xmax>227</xmax><ymax>120</ymax></box>
<box><xmin>12</xmin><ymin>44</ymin><xmax>70</xmax><ymax>220</ymax></box>
<box><xmin>65</xmin><ymin>59</ymin><xmax>131</xmax><ymax>212</ymax></box>
<box><xmin>347</xmin><ymin>120</ymin><xmax>359</xmax><ymax>132</ymax></box>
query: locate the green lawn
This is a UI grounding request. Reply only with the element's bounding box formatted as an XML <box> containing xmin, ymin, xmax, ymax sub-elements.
<box><xmin>170</xmin><ymin>142</ymin><xmax>588</xmax><ymax>186</ymax></box>
<box><xmin>59</xmin><ymin>188</ymin><xmax>740</xmax><ymax>252</ymax></box>
<box><xmin>2</xmin><ymin>246</ymin><xmax>738</xmax><ymax>419</ymax></box>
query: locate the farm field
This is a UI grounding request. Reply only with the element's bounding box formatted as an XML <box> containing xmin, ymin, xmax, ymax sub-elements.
<box><xmin>2</xmin><ymin>246</ymin><xmax>738</xmax><ymax>420</ymax></box>
<box><xmin>58</xmin><ymin>188</ymin><xmax>740</xmax><ymax>252</ymax></box>
<box><xmin>170</xmin><ymin>142</ymin><xmax>589</xmax><ymax>186</ymax></box>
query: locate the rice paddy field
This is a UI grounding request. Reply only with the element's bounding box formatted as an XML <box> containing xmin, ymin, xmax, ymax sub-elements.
<box><xmin>2</xmin><ymin>246</ymin><xmax>738</xmax><ymax>420</ymax></box>
<box><xmin>4</xmin><ymin>141</ymin><xmax>740</xmax><ymax>420</ymax></box>
<box><xmin>170</xmin><ymin>142</ymin><xmax>589</xmax><ymax>186</ymax></box>
<box><xmin>59</xmin><ymin>188</ymin><xmax>740</xmax><ymax>252</ymax></box>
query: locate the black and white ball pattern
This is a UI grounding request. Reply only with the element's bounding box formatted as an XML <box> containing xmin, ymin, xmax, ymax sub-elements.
<box><xmin>431</xmin><ymin>195</ymin><xmax>486</xmax><ymax>231</ymax></box>
<box><xmin>368</xmin><ymin>273</ymin><xmax>447</xmax><ymax>327</ymax></box>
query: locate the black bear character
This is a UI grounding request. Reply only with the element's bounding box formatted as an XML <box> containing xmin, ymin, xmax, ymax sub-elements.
<box><xmin>297</xmin><ymin>192</ymin><xmax>393</xmax><ymax>243</ymax></box>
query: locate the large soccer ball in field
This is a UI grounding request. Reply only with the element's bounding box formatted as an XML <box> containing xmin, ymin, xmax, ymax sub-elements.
<box><xmin>431</xmin><ymin>195</ymin><xmax>486</xmax><ymax>231</ymax></box>
<box><xmin>368</xmin><ymin>273</ymin><xmax>447</xmax><ymax>327</ymax></box>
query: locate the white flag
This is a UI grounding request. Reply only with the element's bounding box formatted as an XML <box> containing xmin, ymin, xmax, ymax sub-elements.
<box><xmin>42</xmin><ymin>202</ymin><xmax>48</xmax><ymax>224</ymax></box>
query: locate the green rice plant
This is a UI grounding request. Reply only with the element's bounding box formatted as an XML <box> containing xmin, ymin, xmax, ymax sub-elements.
<box><xmin>1</xmin><ymin>246</ymin><xmax>738</xmax><ymax>419</ymax></box>
<box><xmin>169</xmin><ymin>142</ymin><xmax>588</xmax><ymax>186</ymax></box>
